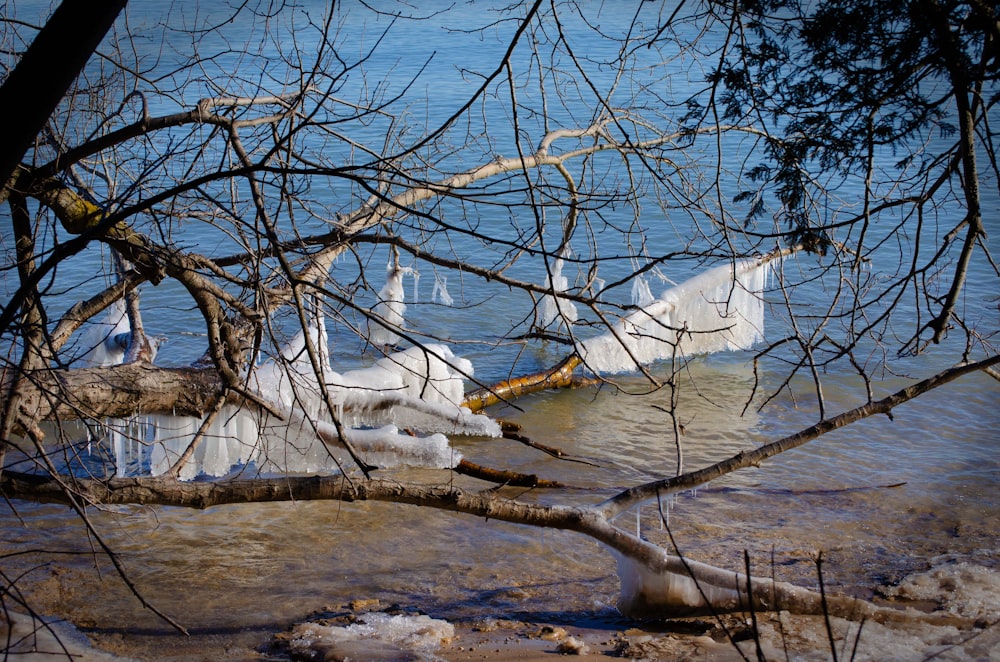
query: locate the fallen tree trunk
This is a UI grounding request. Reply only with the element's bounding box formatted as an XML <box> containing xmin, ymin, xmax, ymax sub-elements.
<box><xmin>0</xmin><ymin>363</ymin><xmax>225</xmax><ymax>429</ymax></box>
<box><xmin>0</xmin><ymin>467</ymin><xmax>974</xmax><ymax>628</ymax></box>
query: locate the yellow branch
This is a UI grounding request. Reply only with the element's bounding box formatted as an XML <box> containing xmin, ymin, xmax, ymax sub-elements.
<box><xmin>463</xmin><ymin>354</ymin><xmax>582</xmax><ymax>412</ymax></box>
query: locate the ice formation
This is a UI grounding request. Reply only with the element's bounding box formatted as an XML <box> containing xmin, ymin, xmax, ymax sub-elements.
<box><xmin>613</xmin><ymin>550</ymin><xmax>744</xmax><ymax>616</ymax></box>
<box><xmin>99</xmin><ymin>317</ymin><xmax>491</xmax><ymax>478</ymax></box>
<box><xmin>80</xmin><ymin>298</ymin><xmax>131</xmax><ymax>367</ymax></box>
<box><xmin>368</xmin><ymin>261</ymin><xmax>415</xmax><ymax>346</ymax></box>
<box><xmin>630</xmin><ymin>274</ymin><xmax>655</xmax><ymax>308</ymax></box>
<box><xmin>578</xmin><ymin>259</ymin><xmax>772</xmax><ymax>374</ymax></box>
<box><xmin>432</xmin><ymin>272</ymin><xmax>454</xmax><ymax>306</ymax></box>
<box><xmin>92</xmin><ymin>257</ymin><xmax>773</xmax><ymax>478</ymax></box>
<box><xmin>335</xmin><ymin>344</ymin><xmax>499</xmax><ymax>436</ymax></box>
<box><xmin>880</xmin><ymin>562</ymin><xmax>1000</xmax><ymax>622</ymax></box>
<box><xmin>289</xmin><ymin>613</ymin><xmax>454</xmax><ymax>658</ymax></box>
<box><xmin>538</xmin><ymin>255</ymin><xmax>579</xmax><ymax>330</ymax></box>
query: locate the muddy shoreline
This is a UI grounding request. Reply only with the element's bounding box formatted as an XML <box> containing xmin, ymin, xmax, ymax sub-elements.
<box><xmin>7</xmin><ymin>570</ymin><xmax>997</xmax><ymax>662</ymax></box>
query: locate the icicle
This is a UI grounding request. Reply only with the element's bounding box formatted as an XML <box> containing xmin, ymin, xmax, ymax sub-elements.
<box><xmin>538</xmin><ymin>254</ymin><xmax>578</xmax><ymax>330</ymax></box>
<box><xmin>199</xmin><ymin>413</ymin><xmax>232</xmax><ymax>477</ymax></box>
<box><xmin>630</xmin><ymin>276</ymin><xmax>655</xmax><ymax>308</ymax></box>
<box><xmin>432</xmin><ymin>273</ymin><xmax>454</xmax><ymax>306</ymax></box>
<box><xmin>368</xmin><ymin>260</ymin><xmax>415</xmax><ymax>347</ymax></box>
<box><xmin>578</xmin><ymin>258</ymin><xmax>775</xmax><ymax>374</ymax></box>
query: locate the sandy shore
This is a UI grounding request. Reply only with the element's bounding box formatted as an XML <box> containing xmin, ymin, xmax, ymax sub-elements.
<box><xmin>6</xmin><ymin>560</ymin><xmax>999</xmax><ymax>661</ymax></box>
<box><xmin>263</xmin><ymin>586</ymin><xmax>1000</xmax><ymax>662</ymax></box>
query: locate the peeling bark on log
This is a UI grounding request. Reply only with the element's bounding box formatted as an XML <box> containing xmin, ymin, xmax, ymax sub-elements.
<box><xmin>0</xmin><ymin>364</ymin><xmax>225</xmax><ymax>429</ymax></box>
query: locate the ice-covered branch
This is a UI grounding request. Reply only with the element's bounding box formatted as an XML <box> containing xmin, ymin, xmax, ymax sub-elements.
<box><xmin>465</xmin><ymin>247</ymin><xmax>797</xmax><ymax>411</ymax></box>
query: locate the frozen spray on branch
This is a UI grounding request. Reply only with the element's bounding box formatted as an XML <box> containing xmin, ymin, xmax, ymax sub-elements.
<box><xmin>464</xmin><ymin>250</ymin><xmax>787</xmax><ymax>411</ymax></box>
<box><xmin>86</xmin><ymin>249</ymin><xmax>787</xmax><ymax>478</ymax></box>
<box><xmin>368</xmin><ymin>259</ymin><xmax>417</xmax><ymax>347</ymax></box>
<box><xmin>578</xmin><ymin>258</ymin><xmax>773</xmax><ymax>374</ymax></box>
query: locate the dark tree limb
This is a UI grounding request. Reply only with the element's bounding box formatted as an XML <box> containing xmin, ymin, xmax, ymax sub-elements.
<box><xmin>0</xmin><ymin>0</ymin><xmax>128</xmax><ymax>190</ymax></box>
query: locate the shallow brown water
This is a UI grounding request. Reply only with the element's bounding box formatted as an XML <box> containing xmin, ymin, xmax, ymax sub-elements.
<box><xmin>1</xmin><ymin>358</ymin><xmax>997</xmax><ymax>659</ymax></box>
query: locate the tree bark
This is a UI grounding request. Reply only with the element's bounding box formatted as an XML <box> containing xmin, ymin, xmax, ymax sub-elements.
<box><xmin>0</xmin><ymin>364</ymin><xmax>224</xmax><ymax>432</ymax></box>
<box><xmin>0</xmin><ymin>0</ymin><xmax>128</xmax><ymax>190</ymax></box>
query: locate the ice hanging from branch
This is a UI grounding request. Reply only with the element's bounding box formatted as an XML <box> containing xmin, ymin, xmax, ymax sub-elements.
<box><xmin>84</xmin><ymin>294</ymin><xmax>494</xmax><ymax>479</ymax></box>
<box><xmin>368</xmin><ymin>258</ymin><xmax>416</xmax><ymax>347</ymax></box>
<box><xmin>538</xmin><ymin>253</ymin><xmax>579</xmax><ymax>330</ymax></box>
<box><xmin>332</xmin><ymin>344</ymin><xmax>499</xmax><ymax>437</ymax></box>
<box><xmin>431</xmin><ymin>272</ymin><xmax>454</xmax><ymax>306</ymax></box>
<box><xmin>463</xmin><ymin>253</ymin><xmax>784</xmax><ymax>412</ymax></box>
<box><xmin>630</xmin><ymin>274</ymin><xmax>656</xmax><ymax>308</ymax></box>
<box><xmin>578</xmin><ymin>258</ymin><xmax>773</xmax><ymax>375</ymax></box>
<box><xmin>125</xmin><ymin>338</ymin><xmax>490</xmax><ymax>479</ymax></box>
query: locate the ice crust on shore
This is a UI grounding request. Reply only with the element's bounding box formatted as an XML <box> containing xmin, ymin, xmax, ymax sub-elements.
<box><xmin>289</xmin><ymin>613</ymin><xmax>454</xmax><ymax>659</ymax></box>
<box><xmin>614</xmin><ymin>553</ymin><xmax>1000</xmax><ymax>660</ymax></box>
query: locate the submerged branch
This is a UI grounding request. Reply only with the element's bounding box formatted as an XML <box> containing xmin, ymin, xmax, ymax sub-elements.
<box><xmin>596</xmin><ymin>354</ymin><xmax>1000</xmax><ymax>518</ymax></box>
<box><xmin>0</xmin><ymin>466</ymin><xmax>975</xmax><ymax>627</ymax></box>
<box><xmin>463</xmin><ymin>355</ymin><xmax>582</xmax><ymax>412</ymax></box>
<box><xmin>453</xmin><ymin>459</ymin><xmax>567</xmax><ymax>488</ymax></box>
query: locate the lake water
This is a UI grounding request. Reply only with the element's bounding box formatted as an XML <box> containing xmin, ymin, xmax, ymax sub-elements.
<box><xmin>1</xmin><ymin>1</ymin><xmax>998</xmax><ymax>659</ymax></box>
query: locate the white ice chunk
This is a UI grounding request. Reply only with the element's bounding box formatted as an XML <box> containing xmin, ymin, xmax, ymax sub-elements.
<box><xmin>289</xmin><ymin>613</ymin><xmax>454</xmax><ymax>659</ymax></box>
<box><xmin>253</xmin><ymin>402</ymin><xmax>465</xmax><ymax>473</ymax></box>
<box><xmin>613</xmin><ymin>550</ymin><xmax>742</xmax><ymax>616</ymax></box>
<box><xmin>372</xmin><ymin>344</ymin><xmax>470</xmax><ymax>406</ymax></box>
<box><xmin>80</xmin><ymin>299</ymin><xmax>130</xmax><ymax>367</ymax></box>
<box><xmin>337</xmin><ymin>344</ymin><xmax>499</xmax><ymax>437</ymax></box>
<box><xmin>881</xmin><ymin>562</ymin><xmax>1000</xmax><ymax>621</ymax></box>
